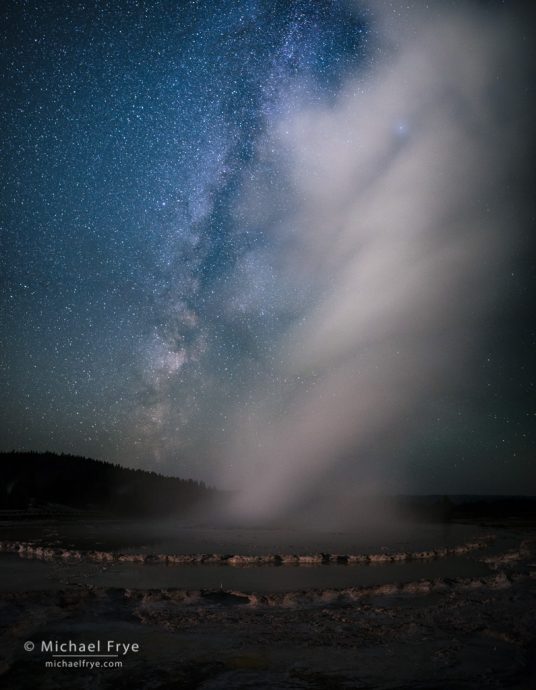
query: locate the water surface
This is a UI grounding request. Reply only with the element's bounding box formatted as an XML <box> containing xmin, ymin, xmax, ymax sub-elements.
<box><xmin>0</xmin><ymin>517</ymin><xmax>496</xmax><ymax>592</ymax></box>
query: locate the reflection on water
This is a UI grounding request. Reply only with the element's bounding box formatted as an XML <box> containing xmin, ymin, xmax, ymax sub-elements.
<box><xmin>0</xmin><ymin>517</ymin><xmax>497</xmax><ymax>592</ymax></box>
<box><xmin>0</xmin><ymin>518</ymin><xmax>485</xmax><ymax>555</ymax></box>
<box><xmin>0</xmin><ymin>552</ymin><xmax>492</xmax><ymax>592</ymax></box>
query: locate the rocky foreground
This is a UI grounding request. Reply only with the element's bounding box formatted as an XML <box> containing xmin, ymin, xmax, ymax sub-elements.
<box><xmin>0</xmin><ymin>536</ymin><xmax>494</xmax><ymax>565</ymax></box>
<box><xmin>0</xmin><ymin>533</ymin><xmax>535</xmax><ymax>689</ymax></box>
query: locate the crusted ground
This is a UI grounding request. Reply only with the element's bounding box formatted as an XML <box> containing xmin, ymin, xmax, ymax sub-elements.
<box><xmin>0</xmin><ymin>569</ymin><xmax>535</xmax><ymax>688</ymax></box>
<box><xmin>0</xmin><ymin>531</ymin><xmax>534</xmax><ymax>689</ymax></box>
<box><xmin>0</xmin><ymin>536</ymin><xmax>494</xmax><ymax>565</ymax></box>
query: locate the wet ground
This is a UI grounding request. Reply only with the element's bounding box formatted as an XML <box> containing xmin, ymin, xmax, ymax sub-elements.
<box><xmin>0</xmin><ymin>519</ymin><xmax>535</xmax><ymax>689</ymax></box>
<box><xmin>0</xmin><ymin>551</ymin><xmax>493</xmax><ymax>592</ymax></box>
<box><xmin>0</xmin><ymin>516</ymin><xmax>486</xmax><ymax>555</ymax></box>
<box><xmin>0</xmin><ymin>517</ymin><xmax>495</xmax><ymax>591</ymax></box>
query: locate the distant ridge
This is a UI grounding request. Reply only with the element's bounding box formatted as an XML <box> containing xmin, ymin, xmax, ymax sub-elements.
<box><xmin>0</xmin><ymin>451</ymin><xmax>217</xmax><ymax>516</ymax></box>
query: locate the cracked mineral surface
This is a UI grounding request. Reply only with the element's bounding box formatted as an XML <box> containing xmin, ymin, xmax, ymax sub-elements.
<box><xmin>0</xmin><ymin>521</ymin><xmax>535</xmax><ymax>689</ymax></box>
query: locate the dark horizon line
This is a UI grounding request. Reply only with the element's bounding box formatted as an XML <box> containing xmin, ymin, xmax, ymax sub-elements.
<box><xmin>1</xmin><ymin>450</ymin><xmax>535</xmax><ymax>499</ymax></box>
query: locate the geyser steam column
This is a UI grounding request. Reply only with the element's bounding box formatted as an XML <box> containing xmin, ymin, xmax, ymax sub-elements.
<box><xmin>223</xmin><ymin>4</ymin><xmax>531</xmax><ymax>522</ymax></box>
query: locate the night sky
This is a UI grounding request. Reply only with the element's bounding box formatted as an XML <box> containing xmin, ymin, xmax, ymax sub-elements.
<box><xmin>1</xmin><ymin>0</ymin><xmax>534</xmax><ymax>501</ymax></box>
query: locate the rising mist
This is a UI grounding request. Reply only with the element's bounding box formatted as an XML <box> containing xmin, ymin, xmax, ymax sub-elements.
<box><xmin>221</xmin><ymin>2</ymin><xmax>532</xmax><ymax>523</ymax></box>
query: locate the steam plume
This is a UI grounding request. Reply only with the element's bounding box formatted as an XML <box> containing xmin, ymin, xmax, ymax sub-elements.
<box><xmin>222</xmin><ymin>3</ymin><xmax>531</xmax><ymax>521</ymax></box>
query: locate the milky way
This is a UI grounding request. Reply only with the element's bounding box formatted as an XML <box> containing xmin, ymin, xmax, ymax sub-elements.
<box><xmin>1</xmin><ymin>1</ymin><xmax>535</xmax><ymax>500</ymax></box>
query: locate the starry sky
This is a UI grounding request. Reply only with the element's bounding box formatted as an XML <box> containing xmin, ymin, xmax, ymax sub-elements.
<box><xmin>1</xmin><ymin>0</ymin><xmax>535</xmax><ymax>499</ymax></box>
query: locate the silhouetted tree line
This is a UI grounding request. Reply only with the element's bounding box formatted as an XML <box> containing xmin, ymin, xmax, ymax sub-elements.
<box><xmin>0</xmin><ymin>451</ymin><xmax>217</xmax><ymax>516</ymax></box>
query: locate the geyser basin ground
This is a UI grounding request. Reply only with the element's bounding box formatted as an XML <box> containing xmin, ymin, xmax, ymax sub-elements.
<box><xmin>1</xmin><ymin>517</ymin><xmax>535</xmax><ymax>689</ymax></box>
<box><xmin>0</xmin><ymin>517</ymin><xmax>487</xmax><ymax>553</ymax></box>
<box><xmin>0</xmin><ymin>552</ymin><xmax>493</xmax><ymax>592</ymax></box>
<box><xmin>0</xmin><ymin>518</ymin><xmax>493</xmax><ymax>591</ymax></box>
